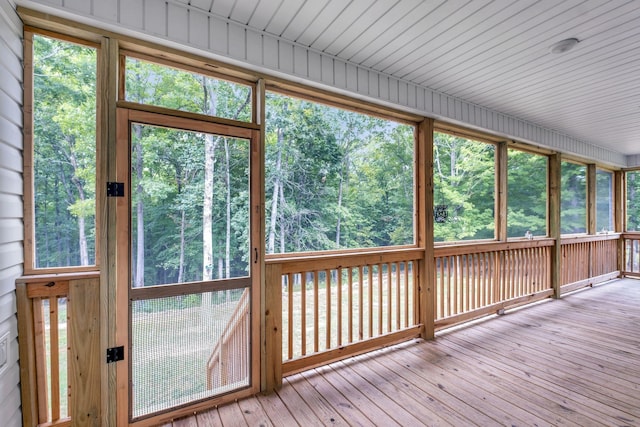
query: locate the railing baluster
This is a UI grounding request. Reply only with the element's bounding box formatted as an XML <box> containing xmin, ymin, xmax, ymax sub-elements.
<box><xmin>337</xmin><ymin>268</ymin><xmax>342</xmax><ymax>347</ymax></box>
<box><xmin>287</xmin><ymin>273</ymin><xmax>294</xmax><ymax>360</ymax></box>
<box><xmin>325</xmin><ymin>269</ymin><xmax>331</xmax><ymax>351</ymax></box>
<box><xmin>313</xmin><ymin>270</ymin><xmax>319</xmax><ymax>353</ymax></box>
<box><xmin>49</xmin><ymin>296</ymin><xmax>60</xmax><ymax>422</ymax></box>
<box><xmin>301</xmin><ymin>272</ymin><xmax>307</xmax><ymax>356</ymax></box>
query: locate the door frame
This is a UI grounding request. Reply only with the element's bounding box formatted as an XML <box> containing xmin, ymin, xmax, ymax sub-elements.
<box><xmin>114</xmin><ymin>107</ymin><xmax>262</xmax><ymax>426</ymax></box>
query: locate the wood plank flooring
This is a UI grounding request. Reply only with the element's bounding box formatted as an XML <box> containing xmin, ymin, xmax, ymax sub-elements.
<box><xmin>167</xmin><ymin>279</ymin><xmax>640</xmax><ymax>426</ymax></box>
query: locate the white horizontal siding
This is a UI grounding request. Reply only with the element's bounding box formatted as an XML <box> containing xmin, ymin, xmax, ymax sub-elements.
<box><xmin>0</xmin><ymin>1</ymin><xmax>22</xmax><ymax>426</ymax></box>
<box><xmin>20</xmin><ymin>0</ymin><xmax>629</xmax><ymax>167</ymax></box>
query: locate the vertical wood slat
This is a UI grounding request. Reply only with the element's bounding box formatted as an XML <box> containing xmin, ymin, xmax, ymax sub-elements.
<box><xmin>287</xmin><ymin>273</ymin><xmax>293</xmax><ymax>360</ymax></box>
<box><xmin>367</xmin><ymin>266</ymin><xmax>373</xmax><ymax>339</ymax></box>
<box><xmin>325</xmin><ymin>269</ymin><xmax>331</xmax><ymax>350</ymax></box>
<box><xmin>348</xmin><ymin>267</ymin><xmax>353</xmax><ymax>344</ymax></box>
<box><xmin>313</xmin><ymin>270</ymin><xmax>319</xmax><ymax>353</ymax></box>
<box><xmin>49</xmin><ymin>296</ymin><xmax>60</xmax><ymax>422</ymax></box>
<box><xmin>358</xmin><ymin>266</ymin><xmax>364</xmax><ymax>340</ymax></box>
<box><xmin>377</xmin><ymin>264</ymin><xmax>383</xmax><ymax>335</ymax></box>
<box><xmin>33</xmin><ymin>297</ymin><xmax>49</xmax><ymax>423</ymax></box>
<box><xmin>301</xmin><ymin>271</ymin><xmax>306</xmax><ymax>356</ymax></box>
<box><xmin>337</xmin><ymin>268</ymin><xmax>342</xmax><ymax>347</ymax></box>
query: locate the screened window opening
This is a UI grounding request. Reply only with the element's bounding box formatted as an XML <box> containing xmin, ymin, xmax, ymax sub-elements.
<box><xmin>130</xmin><ymin>123</ymin><xmax>250</xmax><ymax>288</ymax></box>
<box><xmin>124</xmin><ymin>56</ymin><xmax>252</xmax><ymax>122</ymax></box>
<box><xmin>596</xmin><ymin>169</ymin><xmax>614</xmax><ymax>233</ymax></box>
<box><xmin>561</xmin><ymin>161</ymin><xmax>587</xmax><ymax>234</ymax></box>
<box><xmin>433</xmin><ymin>132</ymin><xmax>495</xmax><ymax>242</ymax></box>
<box><xmin>264</xmin><ymin>92</ymin><xmax>415</xmax><ymax>253</ymax></box>
<box><xmin>627</xmin><ymin>170</ymin><xmax>640</xmax><ymax>231</ymax></box>
<box><xmin>507</xmin><ymin>149</ymin><xmax>547</xmax><ymax>238</ymax></box>
<box><xmin>32</xmin><ymin>34</ymin><xmax>97</xmax><ymax>268</ymax></box>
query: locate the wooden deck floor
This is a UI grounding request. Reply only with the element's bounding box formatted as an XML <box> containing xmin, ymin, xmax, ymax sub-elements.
<box><xmin>169</xmin><ymin>279</ymin><xmax>640</xmax><ymax>426</ymax></box>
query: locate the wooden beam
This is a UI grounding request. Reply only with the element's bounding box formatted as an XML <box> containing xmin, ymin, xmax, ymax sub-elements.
<box><xmin>417</xmin><ymin>118</ymin><xmax>435</xmax><ymax>340</ymax></box>
<box><xmin>548</xmin><ymin>154</ymin><xmax>561</xmax><ymax>299</ymax></box>
<box><xmin>496</xmin><ymin>141</ymin><xmax>508</xmax><ymax>241</ymax></box>
<box><xmin>614</xmin><ymin>171</ymin><xmax>625</xmax><ymax>273</ymax></box>
<box><xmin>587</xmin><ymin>164</ymin><xmax>596</xmax><ymax>235</ymax></box>
<box><xmin>103</xmin><ymin>37</ymin><xmax>119</xmax><ymax>427</ymax></box>
<box><xmin>263</xmin><ymin>263</ymin><xmax>282</xmax><ymax>391</ymax></box>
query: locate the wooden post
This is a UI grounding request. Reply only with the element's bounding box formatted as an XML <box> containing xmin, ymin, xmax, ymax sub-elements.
<box><xmin>69</xmin><ymin>277</ymin><xmax>101</xmax><ymax>426</ymax></box>
<box><xmin>264</xmin><ymin>263</ymin><xmax>283</xmax><ymax>391</ymax></box>
<box><xmin>586</xmin><ymin>164</ymin><xmax>596</xmax><ymax>235</ymax></box>
<box><xmin>548</xmin><ymin>154</ymin><xmax>562</xmax><ymax>298</ymax></box>
<box><xmin>496</xmin><ymin>141</ymin><xmax>508</xmax><ymax>241</ymax></box>
<box><xmin>614</xmin><ymin>170</ymin><xmax>625</xmax><ymax>274</ymax></box>
<box><xmin>586</xmin><ymin>164</ymin><xmax>596</xmax><ymax>278</ymax></box>
<box><xmin>102</xmin><ymin>37</ymin><xmax>119</xmax><ymax>427</ymax></box>
<box><xmin>417</xmin><ymin>118</ymin><xmax>435</xmax><ymax>340</ymax></box>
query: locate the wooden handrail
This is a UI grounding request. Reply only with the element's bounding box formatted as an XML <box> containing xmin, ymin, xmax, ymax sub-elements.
<box><xmin>206</xmin><ymin>288</ymin><xmax>251</xmax><ymax>390</ymax></box>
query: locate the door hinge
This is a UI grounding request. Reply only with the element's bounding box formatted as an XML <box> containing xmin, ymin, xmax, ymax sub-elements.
<box><xmin>106</xmin><ymin>182</ymin><xmax>124</xmax><ymax>197</ymax></box>
<box><xmin>106</xmin><ymin>346</ymin><xmax>125</xmax><ymax>363</ymax></box>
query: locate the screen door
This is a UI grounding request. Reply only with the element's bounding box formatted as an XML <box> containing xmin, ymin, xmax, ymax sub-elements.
<box><xmin>116</xmin><ymin>108</ymin><xmax>259</xmax><ymax>423</ymax></box>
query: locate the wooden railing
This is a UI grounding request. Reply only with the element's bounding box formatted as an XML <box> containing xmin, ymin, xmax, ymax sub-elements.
<box><xmin>622</xmin><ymin>233</ymin><xmax>640</xmax><ymax>277</ymax></box>
<box><xmin>266</xmin><ymin>248</ymin><xmax>424</xmax><ymax>376</ymax></box>
<box><xmin>560</xmin><ymin>234</ymin><xmax>620</xmax><ymax>294</ymax></box>
<box><xmin>16</xmin><ymin>272</ymin><xmax>101</xmax><ymax>427</ymax></box>
<box><xmin>434</xmin><ymin>240</ymin><xmax>554</xmax><ymax>330</ymax></box>
<box><xmin>206</xmin><ymin>287</ymin><xmax>251</xmax><ymax>390</ymax></box>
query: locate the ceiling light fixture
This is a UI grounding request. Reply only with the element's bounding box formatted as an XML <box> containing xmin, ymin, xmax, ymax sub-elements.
<box><xmin>549</xmin><ymin>38</ymin><xmax>579</xmax><ymax>54</ymax></box>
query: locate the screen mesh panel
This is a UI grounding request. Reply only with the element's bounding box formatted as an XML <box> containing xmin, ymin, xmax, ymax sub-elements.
<box><xmin>131</xmin><ymin>288</ymin><xmax>250</xmax><ymax>418</ymax></box>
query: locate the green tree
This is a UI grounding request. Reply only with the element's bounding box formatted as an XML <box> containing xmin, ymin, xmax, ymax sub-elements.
<box><xmin>33</xmin><ymin>35</ymin><xmax>97</xmax><ymax>267</ymax></box>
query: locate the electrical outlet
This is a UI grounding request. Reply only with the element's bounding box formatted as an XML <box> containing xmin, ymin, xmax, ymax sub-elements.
<box><xmin>0</xmin><ymin>331</ymin><xmax>9</xmax><ymax>376</ymax></box>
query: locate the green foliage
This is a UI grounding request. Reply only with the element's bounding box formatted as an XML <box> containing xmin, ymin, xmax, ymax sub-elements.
<box><xmin>627</xmin><ymin>171</ymin><xmax>640</xmax><ymax>231</ymax></box>
<box><xmin>561</xmin><ymin>161</ymin><xmax>587</xmax><ymax>234</ymax></box>
<box><xmin>33</xmin><ymin>35</ymin><xmax>97</xmax><ymax>267</ymax></box>
<box><xmin>433</xmin><ymin>132</ymin><xmax>495</xmax><ymax>241</ymax></box>
<box><xmin>265</xmin><ymin>93</ymin><xmax>415</xmax><ymax>253</ymax></box>
<box><xmin>507</xmin><ymin>149</ymin><xmax>547</xmax><ymax>237</ymax></box>
<box><xmin>596</xmin><ymin>170</ymin><xmax>613</xmax><ymax>231</ymax></box>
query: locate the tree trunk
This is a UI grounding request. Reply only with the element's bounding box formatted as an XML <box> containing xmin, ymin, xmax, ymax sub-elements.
<box><xmin>224</xmin><ymin>138</ymin><xmax>231</xmax><ymax>278</ymax></box>
<box><xmin>268</xmin><ymin>128</ymin><xmax>284</xmax><ymax>254</ymax></box>
<box><xmin>134</xmin><ymin>124</ymin><xmax>145</xmax><ymax>288</ymax></box>
<box><xmin>178</xmin><ymin>209</ymin><xmax>186</xmax><ymax>283</ymax></box>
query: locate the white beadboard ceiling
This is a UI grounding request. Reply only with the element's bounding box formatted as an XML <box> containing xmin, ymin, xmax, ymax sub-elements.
<box><xmin>173</xmin><ymin>0</ymin><xmax>640</xmax><ymax>156</ymax></box>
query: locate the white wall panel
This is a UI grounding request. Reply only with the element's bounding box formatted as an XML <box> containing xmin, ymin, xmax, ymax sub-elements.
<box><xmin>63</xmin><ymin>0</ymin><xmax>89</xmax><ymax>13</ymax></box>
<box><xmin>346</xmin><ymin>63</ymin><xmax>357</xmax><ymax>92</ymax></box>
<box><xmin>144</xmin><ymin>0</ymin><xmax>167</xmax><ymax>36</ymax></box>
<box><xmin>227</xmin><ymin>24</ymin><xmax>245</xmax><ymax>60</ymax></box>
<box><xmin>293</xmin><ymin>45</ymin><xmax>307</xmax><ymax>77</ymax></box>
<box><xmin>188</xmin><ymin>10</ymin><xmax>208</xmax><ymax>49</ymax></box>
<box><xmin>209</xmin><ymin>16</ymin><xmax>227</xmax><ymax>54</ymax></box>
<box><xmin>261</xmin><ymin>36</ymin><xmax>277</xmax><ymax>69</ymax></box>
<box><xmin>308</xmin><ymin>50</ymin><xmax>321</xmax><ymax>82</ymax></box>
<box><xmin>167</xmin><ymin>3</ymin><xmax>188</xmax><ymax>42</ymax></box>
<box><xmin>119</xmin><ymin>0</ymin><xmax>143</xmax><ymax>29</ymax></box>
<box><xmin>19</xmin><ymin>0</ymin><xmax>630</xmax><ymax>166</ymax></box>
<box><xmin>245</xmin><ymin>29</ymin><xmax>261</xmax><ymax>65</ymax></box>
<box><xmin>0</xmin><ymin>3</ymin><xmax>22</xmax><ymax>426</ymax></box>
<box><xmin>278</xmin><ymin>41</ymin><xmax>294</xmax><ymax>75</ymax></box>
<box><xmin>320</xmin><ymin>55</ymin><xmax>332</xmax><ymax>85</ymax></box>
<box><xmin>92</xmin><ymin>0</ymin><xmax>117</xmax><ymax>22</ymax></box>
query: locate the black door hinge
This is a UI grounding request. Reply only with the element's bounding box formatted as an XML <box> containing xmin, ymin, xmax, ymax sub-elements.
<box><xmin>106</xmin><ymin>346</ymin><xmax>125</xmax><ymax>363</ymax></box>
<box><xmin>107</xmin><ymin>182</ymin><xmax>125</xmax><ymax>197</ymax></box>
